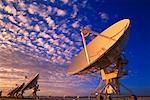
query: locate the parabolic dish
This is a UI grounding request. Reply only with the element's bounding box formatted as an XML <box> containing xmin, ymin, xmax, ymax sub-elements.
<box><xmin>21</xmin><ymin>73</ymin><xmax>39</xmax><ymax>92</ymax></box>
<box><xmin>7</xmin><ymin>83</ymin><xmax>25</xmax><ymax>96</ymax></box>
<box><xmin>67</xmin><ymin>19</ymin><xmax>130</xmax><ymax>75</ymax></box>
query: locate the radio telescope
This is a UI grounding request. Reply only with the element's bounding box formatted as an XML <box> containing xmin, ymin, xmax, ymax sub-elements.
<box><xmin>19</xmin><ymin>73</ymin><xmax>40</xmax><ymax>98</ymax></box>
<box><xmin>67</xmin><ymin>19</ymin><xmax>133</xmax><ymax>97</ymax></box>
<box><xmin>7</xmin><ymin>83</ymin><xmax>25</xmax><ymax>98</ymax></box>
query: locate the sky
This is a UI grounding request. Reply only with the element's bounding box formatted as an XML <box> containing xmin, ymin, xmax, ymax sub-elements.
<box><xmin>0</xmin><ymin>0</ymin><xmax>150</xmax><ymax>96</ymax></box>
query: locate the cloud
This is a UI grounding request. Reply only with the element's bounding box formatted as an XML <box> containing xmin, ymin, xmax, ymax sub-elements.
<box><xmin>17</xmin><ymin>14</ymin><xmax>28</xmax><ymax>23</ymax></box>
<box><xmin>4</xmin><ymin>5</ymin><xmax>12</xmax><ymax>14</ymax></box>
<box><xmin>28</xmin><ymin>4</ymin><xmax>38</xmax><ymax>14</ymax></box>
<box><xmin>50</xmin><ymin>0</ymin><xmax>55</xmax><ymax>3</ymax></box>
<box><xmin>72</xmin><ymin>21</ymin><xmax>79</xmax><ymax>28</ymax></box>
<box><xmin>54</xmin><ymin>8</ymin><xmax>66</xmax><ymax>16</ymax></box>
<box><xmin>46</xmin><ymin>17</ymin><xmax>55</xmax><ymax>27</ymax></box>
<box><xmin>61</xmin><ymin>0</ymin><xmax>69</xmax><ymax>4</ymax></box>
<box><xmin>18</xmin><ymin>1</ymin><xmax>27</xmax><ymax>11</ymax></box>
<box><xmin>34</xmin><ymin>24</ymin><xmax>41</xmax><ymax>32</ymax></box>
<box><xmin>71</xmin><ymin>4</ymin><xmax>78</xmax><ymax>18</ymax></box>
<box><xmin>8</xmin><ymin>16</ymin><xmax>17</xmax><ymax>24</ymax></box>
<box><xmin>99</xmin><ymin>12</ymin><xmax>109</xmax><ymax>21</ymax></box>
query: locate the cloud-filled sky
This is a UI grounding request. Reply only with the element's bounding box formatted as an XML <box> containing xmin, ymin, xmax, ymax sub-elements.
<box><xmin>0</xmin><ymin>0</ymin><xmax>150</xmax><ymax>96</ymax></box>
<box><xmin>0</xmin><ymin>0</ymin><xmax>103</xmax><ymax>96</ymax></box>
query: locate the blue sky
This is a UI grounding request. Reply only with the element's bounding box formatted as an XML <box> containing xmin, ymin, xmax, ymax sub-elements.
<box><xmin>105</xmin><ymin>0</ymin><xmax>150</xmax><ymax>95</ymax></box>
<box><xmin>0</xmin><ymin>0</ymin><xmax>150</xmax><ymax>96</ymax></box>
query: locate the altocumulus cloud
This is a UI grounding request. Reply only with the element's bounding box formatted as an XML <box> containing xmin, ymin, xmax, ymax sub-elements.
<box><xmin>0</xmin><ymin>0</ymin><xmax>110</xmax><ymax>96</ymax></box>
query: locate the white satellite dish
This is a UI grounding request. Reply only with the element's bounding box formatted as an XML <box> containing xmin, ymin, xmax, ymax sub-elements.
<box><xmin>67</xmin><ymin>19</ymin><xmax>130</xmax><ymax>75</ymax></box>
<box><xmin>67</xmin><ymin>19</ymin><xmax>134</xmax><ymax>97</ymax></box>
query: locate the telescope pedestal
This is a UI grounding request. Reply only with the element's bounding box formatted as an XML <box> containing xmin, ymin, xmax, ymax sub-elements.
<box><xmin>94</xmin><ymin>57</ymin><xmax>134</xmax><ymax>99</ymax></box>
